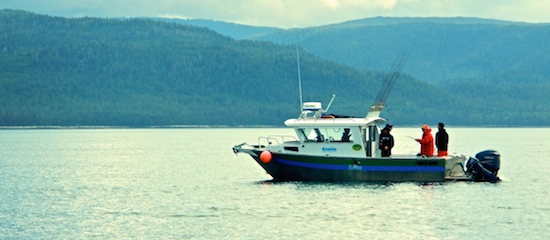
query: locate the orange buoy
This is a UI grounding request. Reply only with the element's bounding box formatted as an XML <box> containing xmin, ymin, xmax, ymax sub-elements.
<box><xmin>260</xmin><ymin>151</ymin><xmax>272</xmax><ymax>163</ymax></box>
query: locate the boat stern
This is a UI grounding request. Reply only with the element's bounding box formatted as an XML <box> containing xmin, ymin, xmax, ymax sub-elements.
<box><xmin>444</xmin><ymin>154</ymin><xmax>471</xmax><ymax>181</ymax></box>
<box><xmin>443</xmin><ymin>150</ymin><xmax>501</xmax><ymax>183</ymax></box>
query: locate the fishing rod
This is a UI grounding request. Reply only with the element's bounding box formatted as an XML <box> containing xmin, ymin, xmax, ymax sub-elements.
<box><xmin>371</xmin><ymin>48</ymin><xmax>412</xmax><ymax>110</ymax></box>
<box><xmin>406</xmin><ymin>135</ymin><xmax>417</xmax><ymax>140</ymax></box>
<box><xmin>405</xmin><ymin>136</ymin><xmax>421</xmax><ymax>144</ymax></box>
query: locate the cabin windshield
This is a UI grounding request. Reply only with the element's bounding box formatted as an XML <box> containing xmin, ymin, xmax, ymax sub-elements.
<box><xmin>297</xmin><ymin>127</ymin><xmax>354</xmax><ymax>142</ymax></box>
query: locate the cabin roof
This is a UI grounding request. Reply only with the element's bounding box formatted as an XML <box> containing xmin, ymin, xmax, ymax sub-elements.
<box><xmin>284</xmin><ymin>117</ymin><xmax>386</xmax><ymax>127</ymax></box>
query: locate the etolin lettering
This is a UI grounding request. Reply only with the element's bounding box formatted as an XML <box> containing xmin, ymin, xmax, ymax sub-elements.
<box><xmin>322</xmin><ymin>147</ymin><xmax>337</xmax><ymax>152</ymax></box>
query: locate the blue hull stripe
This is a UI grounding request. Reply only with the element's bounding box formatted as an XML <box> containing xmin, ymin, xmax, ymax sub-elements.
<box><xmin>274</xmin><ymin>158</ymin><xmax>444</xmax><ymax>172</ymax></box>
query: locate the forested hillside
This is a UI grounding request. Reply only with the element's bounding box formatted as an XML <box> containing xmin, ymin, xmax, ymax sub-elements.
<box><xmin>1</xmin><ymin>10</ymin><xmax>549</xmax><ymax>126</ymax></box>
<box><xmin>234</xmin><ymin>17</ymin><xmax>550</xmax><ymax>126</ymax></box>
<box><xmin>0</xmin><ymin>10</ymin><xmax>394</xmax><ymax>126</ymax></box>
<box><xmin>0</xmin><ymin>11</ymin><xmax>283</xmax><ymax>125</ymax></box>
<box><xmin>252</xmin><ymin>17</ymin><xmax>550</xmax><ymax>85</ymax></box>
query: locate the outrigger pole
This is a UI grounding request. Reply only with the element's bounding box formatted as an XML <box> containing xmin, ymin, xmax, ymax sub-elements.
<box><xmin>366</xmin><ymin>48</ymin><xmax>412</xmax><ymax>118</ymax></box>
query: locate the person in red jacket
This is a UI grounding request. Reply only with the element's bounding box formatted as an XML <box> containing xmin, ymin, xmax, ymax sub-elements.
<box><xmin>416</xmin><ymin>124</ymin><xmax>434</xmax><ymax>157</ymax></box>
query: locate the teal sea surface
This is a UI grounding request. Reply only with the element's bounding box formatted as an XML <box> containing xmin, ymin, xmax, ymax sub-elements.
<box><xmin>1</xmin><ymin>128</ymin><xmax>549</xmax><ymax>239</ymax></box>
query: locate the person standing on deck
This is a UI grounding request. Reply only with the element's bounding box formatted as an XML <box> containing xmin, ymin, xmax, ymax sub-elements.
<box><xmin>379</xmin><ymin>125</ymin><xmax>394</xmax><ymax>157</ymax></box>
<box><xmin>416</xmin><ymin>124</ymin><xmax>434</xmax><ymax>157</ymax></box>
<box><xmin>436</xmin><ymin>122</ymin><xmax>449</xmax><ymax>157</ymax></box>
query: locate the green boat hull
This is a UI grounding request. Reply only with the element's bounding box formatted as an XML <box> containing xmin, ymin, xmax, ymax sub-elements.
<box><xmin>250</xmin><ymin>150</ymin><xmax>446</xmax><ymax>182</ymax></box>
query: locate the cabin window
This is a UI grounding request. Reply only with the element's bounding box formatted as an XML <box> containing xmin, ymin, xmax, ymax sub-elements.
<box><xmin>297</xmin><ymin>128</ymin><xmax>315</xmax><ymax>142</ymax></box>
<box><xmin>297</xmin><ymin>128</ymin><xmax>353</xmax><ymax>142</ymax></box>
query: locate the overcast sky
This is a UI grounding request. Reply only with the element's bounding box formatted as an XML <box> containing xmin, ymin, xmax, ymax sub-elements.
<box><xmin>1</xmin><ymin>0</ymin><xmax>549</xmax><ymax>28</ymax></box>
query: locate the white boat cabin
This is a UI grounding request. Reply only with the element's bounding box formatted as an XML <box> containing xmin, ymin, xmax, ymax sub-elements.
<box><xmin>260</xmin><ymin>102</ymin><xmax>388</xmax><ymax>158</ymax></box>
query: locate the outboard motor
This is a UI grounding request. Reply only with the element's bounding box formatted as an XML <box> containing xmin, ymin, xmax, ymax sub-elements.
<box><xmin>466</xmin><ymin>150</ymin><xmax>501</xmax><ymax>183</ymax></box>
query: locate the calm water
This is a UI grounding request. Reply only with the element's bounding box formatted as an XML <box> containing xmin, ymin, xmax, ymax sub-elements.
<box><xmin>1</xmin><ymin>128</ymin><xmax>549</xmax><ymax>239</ymax></box>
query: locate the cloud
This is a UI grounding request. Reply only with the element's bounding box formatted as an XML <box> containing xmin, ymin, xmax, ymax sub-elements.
<box><xmin>320</xmin><ymin>0</ymin><xmax>339</xmax><ymax>9</ymax></box>
<box><xmin>204</xmin><ymin>0</ymin><xmax>401</xmax><ymax>27</ymax></box>
<box><xmin>489</xmin><ymin>0</ymin><xmax>550</xmax><ymax>23</ymax></box>
<box><xmin>0</xmin><ymin>0</ymin><xmax>548</xmax><ymax>28</ymax></box>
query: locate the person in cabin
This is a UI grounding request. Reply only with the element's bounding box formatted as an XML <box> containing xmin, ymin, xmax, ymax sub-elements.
<box><xmin>341</xmin><ymin>128</ymin><xmax>351</xmax><ymax>142</ymax></box>
<box><xmin>416</xmin><ymin>124</ymin><xmax>434</xmax><ymax>157</ymax></box>
<box><xmin>436</xmin><ymin>122</ymin><xmax>449</xmax><ymax>157</ymax></box>
<box><xmin>379</xmin><ymin>125</ymin><xmax>394</xmax><ymax>157</ymax></box>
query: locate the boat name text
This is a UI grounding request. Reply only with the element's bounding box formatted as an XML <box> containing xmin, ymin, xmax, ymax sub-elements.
<box><xmin>322</xmin><ymin>147</ymin><xmax>337</xmax><ymax>152</ymax></box>
<box><xmin>348</xmin><ymin>165</ymin><xmax>363</xmax><ymax>170</ymax></box>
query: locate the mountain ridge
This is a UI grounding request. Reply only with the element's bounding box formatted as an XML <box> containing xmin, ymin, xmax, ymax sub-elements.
<box><xmin>1</xmin><ymin>9</ymin><xmax>550</xmax><ymax>126</ymax></box>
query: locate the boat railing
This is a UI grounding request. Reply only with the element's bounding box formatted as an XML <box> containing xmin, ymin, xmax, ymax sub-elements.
<box><xmin>258</xmin><ymin>135</ymin><xmax>298</xmax><ymax>147</ymax></box>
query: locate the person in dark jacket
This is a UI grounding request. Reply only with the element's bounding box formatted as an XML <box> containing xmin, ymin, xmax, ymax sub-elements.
<box><xmin>341</xmin><ymin>128</ymin><xmax>351</xmax><ymax>142</ymax></box>
<box><xmin>436</xmin><ymin>122</ymin><xmax>449</xmax><ymax>157</ymax></box>
<box><xmin>379</xmin><ymin>126</ymin><xmax>394</xmax><ymax>157</ymax></box>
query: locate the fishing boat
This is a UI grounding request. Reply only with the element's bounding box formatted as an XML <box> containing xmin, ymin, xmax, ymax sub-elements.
<box><xmin>232</xmin><ymin>51</ymin><xmax>501</xmax><ymax>183</ymax></box>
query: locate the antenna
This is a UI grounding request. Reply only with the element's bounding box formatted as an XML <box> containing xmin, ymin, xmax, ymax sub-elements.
<box><xmin>296</xmin><ymin>45</ymin><xmax>303</xmax><ymax>113</ymax></box>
